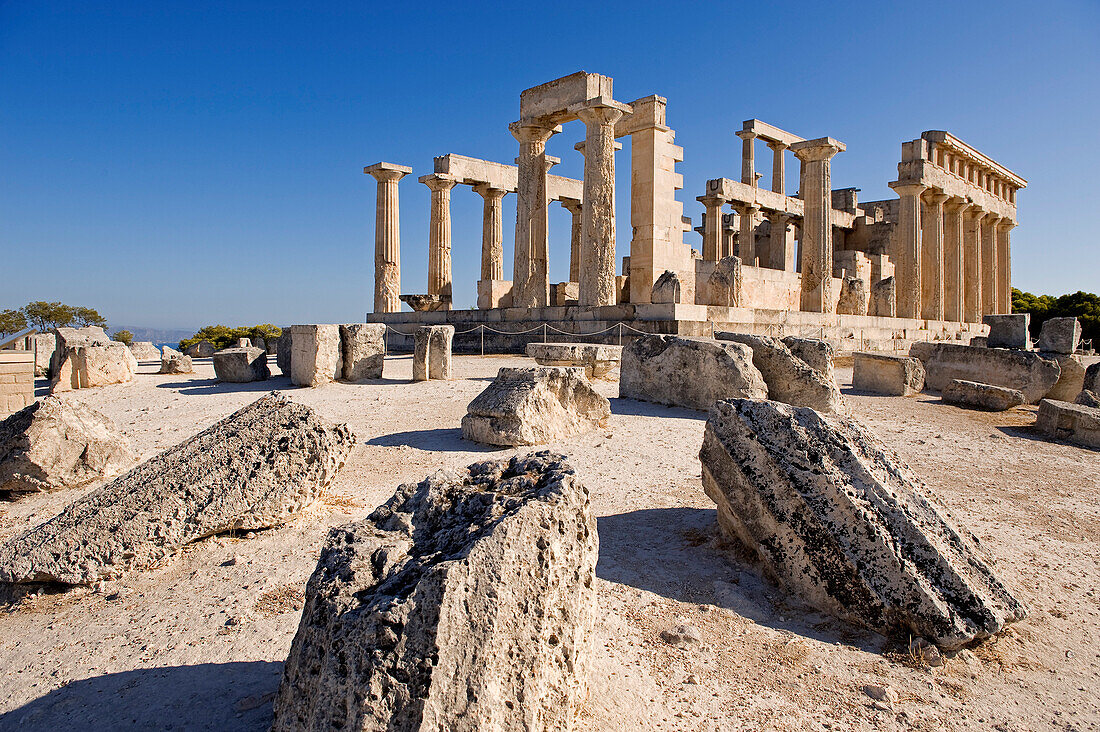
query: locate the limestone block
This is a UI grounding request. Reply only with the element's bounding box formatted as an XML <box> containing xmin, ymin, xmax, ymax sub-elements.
<box><xmin>699</xmin><ymin>398</ymin><xmax>1026</xmax><ymax>649</ymax></box>
<box><xmin>708</xmin><ymin>256</ymin><xmax>742</xmax><ymax>307</ymax></box>
<box><xmin>525</xmin><ymin>342</ymin><xmax>622</xmax><ymax>380</ymax></box>
<box><xmin>276</xmin><ymin>330</ymin><xmax>292</xmax><ymax>374</ymax></box>
<box><xmin>0</xmin><ymin>396</ymin><xmax>134</xmax><ymax>494</ymax></box>
<box><xmin>477</xmin><ymin>279</ymin><xmax>513</xmax><ymax>309</ymax></box>
<box><xmin>836</xmin><ymin>277</ymin><xmax>868</xmax><ymax>316</ymax></box>
<box><xmin>462</xmin><ymin>367</ymin><xmax>611</xmax><ymax>446</ymax></box>
<box><xmin>616</xmin><ymin>275</ymin><xmax>630</xmax><ymax>305</ymax></box>
<box><xmin>969</xmin><ymin>336</ymin><xmax>988</xmax><ymax>348</ymax></box>
<box><xmin>651</xmin><ymin>270</ymin><xmax>682</xmax><ymax>304</ymax></box>
<box><xmin>853</xmin><ymin>352</ymin><xmax>925</xmax><ymax>396</ymax></box>
<box><xmin>290</xmin><ymin>324</ymin><xmax>342</xmax><ymax>387</ymax></box>
<box><xmin>266</xmin><ymin>336</ymin><xmax>279</xmax><ymax>355</ymax></box>
<box><xmin>32</xmin><ymin>332</ymin><xmax>55</xmax><ymax>377</ymax></box>
<box><xmin>782</xmin><ymin>336</ymin><xmax>836</xmax><ymax>385</ymax></box>
<box><xmin>231</xmin><ymin>337</ymin><xmax>248</xmax><ymax>348</ymax></box>
<box><xmin>212</xmin><ymin>347</ymin><xmax>270</xmax><ymax>383</ymax></box>
<box><xmin>185</xmin><ymin>340</ymin><xmax>215</xmax><ymax>358</ymax></box>
<box><xmin>251</xmin><ymin>337</ymin><xmax>266</xmax><ymax>351</ymax></box>
<box><xmin>983</xmin><ymin>314</ymin><xmax>1031</xmax><ymax>350</ymax></box>
<box><xmin>716</xmin><ymin>332</ymin><xmax>843</xmax><ymax>414</ymax></box>
<box><xmin>909</xmin><ymin>342</ymin><xmax>1060</xmax><ymax>404</ymax></box>
<box><xmin>551</xmin><ymin>281</ymin><xmax>580</xmax><ymax>307</ymax></box>
<box><xmin>270</xmin><ymin>452</ymin><xmax>597</xmax><ymax>731</ymax></box>
<box><xmin>412</xmin><ymin>325</ymin><xmax>454</xmax><ymax>381</ymax></box>
<box><xmin>1037</xmin><ymin>317</ymin><xmax>1081</xmax><ymax>354</ymax></box>
<box><xmin>339</xmin><ymin>323</ymin><xmax>386</xmax><ymax>382</ymax></box>
<box><xmin>1036</xmin><ymin>399</ymin><xmax>1100</xmax><ymax>449</ymax></box>
<box><xmin>0</xmin><ymin>393</ymin><xmax>354</xmax><ymax>585</ymax></box>
<box><xmin>1076</xmin><ymin>390</ymin><xmax>1100</xmax><ymax>408</ymax></box>
<box><xmin>50</xmin><ymin>343</ymin><xmax>137</xmax><ymax>393</ymax></box>
<box><xmin>128</xmin><ymin>341</ymin><xmax>161</xmax><ymax>360</ymax></box>
<box><xmin>50</xmin><ymin>326</ymin><xmax>110</xmax><ymax>376</ymax></box>
<box><xmin>1086</xmin><ymin>363</ymin><xmax>1100</xmax><ymax>394</ymax></box>
<box><xmin>1045</xmin><ymin>354</ymin><xmax>1092</xmax><ymax>402</ymax></box>
<box><xmin>619</xmin><ymin>334</ymin><xmax>767</xmax><ymax>411</ymax></box>
<box><xmin>942</xmin><ymin>379</ymin><xmax>1026</xmax><ymax>411</ymax></box>
<box><xmin>869</xmin><ymin>276</ymin><xmax>896</xmax><ymax>318</ymax></box>
<box><xmin>158</xmin><ymin>346</ymin><xmax>193</xmax><ymax>375</ymax></box>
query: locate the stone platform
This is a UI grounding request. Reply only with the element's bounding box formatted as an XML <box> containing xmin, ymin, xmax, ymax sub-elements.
<box><xmin>368</xmin><ymin>304</ymin><xmax>985</xmax><ymax>355</ymax></box>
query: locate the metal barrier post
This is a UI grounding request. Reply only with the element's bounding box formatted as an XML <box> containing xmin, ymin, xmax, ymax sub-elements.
<box><xmin>480</xmin><ymin>325</ymin><xmax>484</xmax><ymax>356</ymax></box>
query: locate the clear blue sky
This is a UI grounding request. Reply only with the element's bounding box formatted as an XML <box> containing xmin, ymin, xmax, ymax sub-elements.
<box><xmin>2</xmin><ymin>1</ymin><xmax>1097</xmax><ymax>330</ymax></box>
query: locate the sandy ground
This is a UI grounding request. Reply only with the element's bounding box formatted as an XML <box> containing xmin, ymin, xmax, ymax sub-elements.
<box><xmin>0</xmin><ymin>354</ymin><xmax>1098</xmax><ymax>731</ymax></box>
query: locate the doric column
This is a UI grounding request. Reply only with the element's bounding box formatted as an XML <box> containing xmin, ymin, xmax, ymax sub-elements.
<box><xmin>473</xmin><ymin>184</ymin><xmax>507</xmax><ymax>281</ymax></box>
<box><xmin>509</xmin><ymin>121</ymin><xmax>560</xmax><ymax>309</ymax></box>
<box><xmin>792</xmin><ymin>137</ymin><xmax>845</xmax><ymax>313</ymax></box>
<box><xmin>981</xmin><ymin>213</ymin><xmax>1000</xmax><ymax>316</ymax></box>
<box><xmin>364</xmin><ymin>162</ymin><xmax>412</xmax><ymax>314</ymax></box>
<box><xmin>576</xmin><ymin>100</ymin><xmax>628</xmax><ymax>307</ymax></box>
<box><xmin>559</xmin><ymin>197</ymin><xmax>583</xmax><ymax>283</ymax></box>
<box><xmin>768</xmin><ymin>212</ymin><xmax>795</xmax><ymax>271</ymax></box>
<box><xmin>963</xmin><ymin>206</ymin><xmax>985</xmax><ymax>323</ymax></box>
<box><xmin>698</xmin><ymin>196</ymin><xmax>723</xmax><ymax>261</ymax></box>
<box><xmin>768</xmin><ymin>141</ymin><xmax>787</xmax><ymax>195</ymax></box>
<box><xmin>888</xmin><ymin>182</ymin><xmax>927</xmax><ymax>319</ymax></box>
<box><xmin>420</xmin><ymin>173</ymin><xmax>458</xmax><ymax>307</ymax></box>
<box><xmin>997</xmin><ymin>220</ymin><xmax>1015</xmax><ymax>313</ymax></box>
<box><xmin>920</xmin><ymin>191</ymin><xmax>949</xmax><ymax>321</ymax></box>
<box><xmin>737</xmin><ymin>130</ymin><xmax>757</xmax><ymax>186</ymax></box>
<box><xmin>943</xmin><ymin>197</ymin><xmax>968</xmax><ymax>322</ymax></box>
<box><xmin>738</xmin><ymin>204</ymin><xmax>760</xmax><ymax>266</ymax></box>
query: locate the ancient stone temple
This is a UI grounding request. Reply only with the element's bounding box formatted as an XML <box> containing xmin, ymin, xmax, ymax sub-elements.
<box><xmin>365</xmin><ymin>71</ymin><xmax>1024</xmax><ymax>352</ymax></box>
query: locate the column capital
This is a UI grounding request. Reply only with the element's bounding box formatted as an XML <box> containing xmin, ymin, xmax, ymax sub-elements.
<box><xmin>736</xmin><ymin>129</ymin><xmax>758</xmax><ymax>142</ymax></box>
<box><xmin>508</xmin><ymin>121</ymin><xmax>562</xmax><ymax>144</ymax></box>
<box><xmin>472</xmin><ymin>183</ymin><xmax>508</xmax><ymax>201</ymax></box>
<box><xmin>889</xmin><ymin>181</ymin><xmax>927</xmax><ymax>197</ymax></box>
<box><xmin>419</xmin><ymin>173</ymin><xmax>459</xmax><ymax>192</ymax></box>
<box><xmin>364</xmin><ymin>161</ymin><xmax>412</xmax><ymax>183</ymax></box>
<box><xmin>573</xmin><ymin>96</ymin><xmax>631</xmax><ymax>127</ymax></box>
<box><xmin>736</xmin><ymin>202</ymin><xmax>761</xmax><ymax>215</ymax></box>
<box><xmin>791</xmin><ymin>137</ymin><xmax>846</xmax><ymax>161</ymax></box>
<box><xmin>697</xmin><ymin>195</ymin><xmax>725</xmax><ymax>208</ymax></box>
<box><xmin>766</xmin><ymin>139</ymin><xmax>788</xmax><ymax>153</ymax></box>
<box><xmin>558</xmin><ymin>196</ymin><xmax>583</xmax><ymax>215</ymax></box>
<box><xmin>965</xmin><ymin>204</ymin><xmax>987</xmax><ymax>220</ymax></box>
<box><xmin>923</xmin><ymin>191</ymin><xmax>950</xmax><ymax>205</ymax></box>
<box><xmin>997</xmin><ymin>218</ymin><xmax>1017</xmax><ymax>231</ymax></box>
<box><xmin>944</xmin><ymin>196</ymin><xmax>970</xmax><ymax>212</ymax></box>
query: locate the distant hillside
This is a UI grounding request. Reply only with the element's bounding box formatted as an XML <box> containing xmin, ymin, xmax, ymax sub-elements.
<box><xmin>110</xmin><ymin>326</ymin><xmax>196</xmax><ymax>344</ymax></box>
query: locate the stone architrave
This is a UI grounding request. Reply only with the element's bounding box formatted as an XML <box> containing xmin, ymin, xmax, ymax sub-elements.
<box><xmin>339</xmin><ymin>324</ymin><xmax>386</xmax><ymax>381</ymax></box>
<box><xmin>510</xmin><ymin>122</ymin><xmax>560</xmax><ymax>309</ymax></box>
<box><xmin>576</xmin><ymin>99</ymin><xmax>629</xmax><ymax>308</ymax></box>
<box><xmin>792</xmin><ymin>138</ymin><xmax>845</xmax><ymax>313</ymax></box>
<box><xmin>290</xmin><ymin>324</ymin><xmax>342</xmax><ymax>388</ymax></box>
<box><xmin>213</xmin><ymin>347</ymin><xmax>270</xmax><ymax>383</ymax></box>
<box><xmin>474</xmin><ymin>184</ymin><xmax>508</xmax><ymax>283</ymax></box>
<box><xmin>412</xmin><ymin>325</ymin><xmax>454</xmax><ymax>381</ymax></box>
<box><xmin>889</xmin><ymin>182</ymin><xmax>926</xmax><ymax>319</ymax></box>
<box><xmin>421</xmin><ymin>173</ymin><xmax>459</xmax><ymax>308</ymax></box>
<box><xmin>651</xmin><ymin>270</ymin><xmax>682</xmax><ymax>304</ymax></box>
<box><xmin>365</xmin><ymin>163</ymin><xmax>412</xmax><ymax>314</ymax></box>
<box><xmin>1037</xmin><ymin>317</ymin><xmax>1081</xmax><ymax>354</ymax></box>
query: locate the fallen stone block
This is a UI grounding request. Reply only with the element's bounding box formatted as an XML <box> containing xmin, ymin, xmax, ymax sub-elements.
<box><xmin>271</xmin><ymin>452</ymin><xmax>597</xmax><ymax>732</ymax></box>
<box><xmin>128</xmin><ymin>341</ymin><xmax>161</xmax><ymax>360</ymax></box>
<box><xmin>251</xmin><ymin>337</ymin><xmax>267</xmax><ymax>351</ymax></box>
<box><xmin>1037</xmin><ymin>317</ymin><xmax>1081</xmax><ymax>355</ymax></box>
<box><xmin>836</xmin><ymin>276</ymin><xmax>868</xmax><ymax>316</ymax></box>
<box><xmin>526</xmin><ymin>342</ymin><xmax>622</xmax><ymax>380</ymax></box>
<box><xmin>185</xmin><ymin>340</ymin><xmax>215</xmax><ymax>358</ymax></box>
<box><xmin>1037</xmin><ymin>399</ymin><xmax>1100</xmax><ymax>449</ymax></box>
<box><xmin>1045</xmin><ymin>354</ymin><xmax>1094</xmax><ymax>402</ymax></box>
<box><xmin>413</xmin><ymin>325</ymin><xmax>454</xmax><ymax>381</ymax></box>
<box><xmin>0</xmin><ymin>397</ymin><xmax>134</xmax><ymax>495</ymax></box>
<box><xmin>290</xmin><ymin>324</ymin><xmax>342</xmax><ymax>387</ymax></box>
<box><xmin>276</xmin><ymin>330</ymin><xmax>292</xmax><ymax>374</ymax></box>
<box><xmin>50</xmin><ymin>343</ymin><xmax>137</xmax><ymax>393</ymax></box>
<box><xmin>32</xmin><ymin>332</ymin><xmax>55</xmax><ymax>377</ymax></box>
<box><xmin>782</xmin><ymin>336</ymin><xmax>835</xmax><ymax>385</ymax></box>
<box><xmin>984</xmin><ymin>314</ymin><xmax>1031</xmax><ymax>350</ymax></box>
<box><xmin>942</xmin><ymin>379</ymin><xmax>1025</xmax><ymax>411</ymax></box>
<box><xmin>339</xmin><ymin>323</ymin><xmax>386</xmax><ymax>381</ymax></box>
<box><xmin>1083</xmin><ymin>363</ymin><xmax>1100</xmax><ymax>394</ymax></box>
<box><xmin>651</xmin><ymin>269</ymin><xmax>682</xmax><ymax>304</ymax></box>
<box><xmin>462</xmin><ymin>367</ymin><xmax>611</xmax><ymax>446</ymax></box>
<box><xmin>213</xmin><ymin>347</ymin><xmax>270</xmax><ymax>383</ymax></box>
<box><xmin>1076</xmin><ymin>390</ymin><xmax>1100</xmax><ymax>408</ymax></box>
<box><xmin>0</xmin><ymin>392</ymin><xmax>353</xmax><ymax>585</ymax></box>
<box><xmin>620</xmin><ymin>334</ymin><xmax>766</xmax><ymax>411</ymax></box>
<box><xmin>158</xmin><ymin>346</ymin><xmax>193</xmax><ymax>374</ymax></box>
<box><xmin>869</xmin><ymin>276</ymin><xmax>896</xmax><ymax>318</ymax></box>
<box><xmin>852</xmin><ymin>352</ymin><xmax>925</xmax><ymax>396</ymax></box>
<box><xmin>708</xmin><ymin>256</ymin><xmax>742</xmax><ymax>307</ymax></box>
<box><xmin>716</xmin><ymin>332</ymin><xmax>842</xmax><ymax>413</ymax></box>
<box><xmin>909</xmin><ymin>342</ymin><xmax>1060</xmax><ymax>404</ymax></box>
<box><xmin>50</xmin><ymin>326</ymin><xmax>110</xmax><ymax>376</ymax></box>
<box><xmin>699</xmin><ymin>398</ymin><xmax>1026</xmax><ymax>649</ymax></box>
<box><xmin>265</xmin><ymin>336</ymin><xmax>279</xmax><ymax>356</ymax></box>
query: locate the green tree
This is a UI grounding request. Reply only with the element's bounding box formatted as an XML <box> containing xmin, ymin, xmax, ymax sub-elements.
<box><xmin>1012</xmin><ymin>288</ymin><xmax>1100</xmax><ymax>345</ymax></box>
<box><xmin>113</xmin><ymin>330</ymin><xmax>134</xmax><ymax>346</ymax></box>
<box><xmin>71</xmin><ymin>306</ymin><xmax>108</xmax><ymax>328</ymax></box>
<box><xmin>22</xmin><ymin>301</ymin><xmax>74</xmax><ymax>330</ymax></box>
<box><xmin>0</xmin><ymin>309</ymin><xmax>28</xmax><ymax>338</ymax></box>
<box><xmin>179</xmin><ymin>324</ymin><xmax>283</xmax><ymax>351</ymax></box>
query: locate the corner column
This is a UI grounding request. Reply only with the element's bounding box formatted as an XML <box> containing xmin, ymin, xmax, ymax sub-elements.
<box><xmin>792</xmin><ymin>137</ymin><xmax>845</xmax><ymax>313</ymax></box>
<box><xmin>364</xmin><ymin>162</ymin><xmax>412</xmax><ymax>314</ymax></box>
<box><xmin>997</xmin><ymin>220</ymin><xmax>1015</xmax><ymax>313</ymax></box>
<box><xmin>473</xmin><ymin>184</ymin><xmax>507</xmax><ymax>281</ymax></box>
<box><xmin>889</xmin><ymin>182</ymin><xmax>927</xmax><ymax>319</ymax></box>
<box><xmin>920</xmin><ymin>191</ymin><xmax>949</xmax><ymax>320</ymax></box>
<box><xmin>510</xmin><ymin>121</ymin><xmax>560</xmax><ymax>309</ymax></box>
<box><xmin>421</xmin><ymin>173</ymin><xmax>458</xmax><ymax>308</ymax></box>
<box><xmin>981</xmin><ymin>214</ymin><xmax>1001</xmax><ymax>316</ymax></box>
<box><xmin>576</xmin><ymin>100</ymin><xmax>629</xmax><ymax>307</ymax></box>
<box><xmin>559</xmin><ymin>197</ymin><xmax>583</xmax><ymax>283</ymax></box>
<box><xmin>963</xmin><ymin>206</ymin><xmax>985</xmax><ymax>323</ymax></box>
<box><xmin>943</xmin><ymin>197</ymin><xmax>968</xmax><ymax>322</ymax></box>
<box><xmin>698</xmin><ymin>196</ymin><xmax>724</xmax><ymax>261</ymax></box>
<box><xmin>768</xmin><ymin>141</ymin><xmax>787</xmax><ymax>194</ymax></box>
<box><xmin>737</xmin><ymin>130</ymin><xmax>757</xmax><ymax>186</ymax></box>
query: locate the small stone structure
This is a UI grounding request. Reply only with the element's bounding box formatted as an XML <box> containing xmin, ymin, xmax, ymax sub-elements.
<box><xmin>462</xmin><ymin>367</ymin><xmax>611</xmax><ymax>446</ymax></box>
<box><xmin>783</xmin><ymin>336</ymin><xmax>835</xmax><ymax>383</ymax></box>
<box><xmin>213</xmin><ymin>347</ymin><xmax>269</xmax><ymax>383</ymax></box>
<box><xmin>158</xmin><ymin>346</ymin><xmax>193</xmax><ymax>374</ymax></box>
<box><xmin>1037</xmin><ymin>399</ymin><xmax>1100</xmax><ymax>449</ymax></box>
<box><xmin>1037</xmin><ymin>317</ymin><xmax>1081</xmax><ymax>354</ymax></box>
<box><xmin>413</xmin><ymin>325</ymin><xmax>454</xmax><ymax>381</ymax></box>
<box><xmin>715</xmin><ymin>332</ymin><xmax>842</xmax><ymax>413</ymax></box>
<box><xmin>852</xmin><ymin>352</ymin><xmax>926</xmax><ymax>396</ymax></box>
<box><xmin>0</xmin><ymin>352</ymin><xmax>35</xmax><ymax>418</ymax></box>
<box><xmin>51</xmin><ymin>343</ymin><xmax>137</xmax><ymax>393</ymax></box>
<box><xmin>869</xmin><ymin>276</ymin><xmax>897</xmax><ymax>317</ymax></box>
<box><xmin>271</xmin><ymin>452</ymin><xmax>597</xmax><ymax>731</ymax></box>
<box><xmin>910</xmin><ymin>342</ymin><xmax>1060</xmax><ymax>404</ymax></box>
<box><xmin>984</xmin><ymin>314</ymin><xmax>1030</xmax><ymax>349</ymax></box>
<box><xmin>942</xmin><ymin>379</ymin><xmax>1025</xmax><ymax>411</ymax></box>
<box><xmin>526</xmin><ymin>342</ymin><xmax>622</xmax><ymax>379</ymax></box>
<box><xmin>290</xmin><ymin>324</ymin><xmax>342</xmax><ymax>387</ymax></box>
<box><xmin>651</xmin><ymin>270</ymin><xmax>681</xmax><ymax>303</ymax></box>
<box><xmin>1045</xmin><ymin>354</ymin><xmax>1097</xmax><ymax>402</ymax></box>
<box><xmin>0</xmin><ymin>393</ymin><xmax>354</xmax><ymax>586</ymax></box>
<box><xmin>128</xmin><ymin>341</ymin><xmax>161</xmax><ymax>360</ymax></box>
<box><xmin>836</xmin><ymin>277</ymin><xmax>868</xmax><ymax>316</ymax></box>
<box><xmin>185</xmin><ymin>340</ymin><xmax>215</xmax><ymax>358</ymax></box>
<box><xmin>339</xmin><ymin>323</ymin><xmax>386</xmax><ymax>381</ymax></box>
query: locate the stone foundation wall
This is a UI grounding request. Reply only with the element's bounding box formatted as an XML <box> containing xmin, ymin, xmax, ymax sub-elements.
<box><xmin>0</xmin><ymin>352</ymin><xmax>35</xmax><ymax>417</ymax></box>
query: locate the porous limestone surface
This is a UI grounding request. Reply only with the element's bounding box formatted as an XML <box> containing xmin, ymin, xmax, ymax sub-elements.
<box><xmin>290</xmin><ymin>324</ymin><xmax>342</xmax><ymax>387</ymax></box>
<box><xmin>271</xmin><ymin>452</ymin><xmax>597</xmax><ymax>732</ymax></box>
<box><xmin>984</xmin><ymin>314</ymin><xmax>1031</xmax><ymax>350</ymax></box>
<box><xmin>910</xmin><ymin>342</ymin><xmax>1060</xmax><ymax>403</ymax></box>
<box><xmin>942</xmin><ymin>379</ymin><xmax>1026</xmax><ymax>412</ymax></box>
<box><xmin>781</xmin><ymin>336</ymin><xmax>835</xmax><ymax>384</ymax></box>
<box><xmin>1037</xmin><ymin>399</ymin><xmax>1100</xmax><ymax>449</ymax></box>
<box><xmin>158</xmin><ymin>346</ymin><xmax>193</xmax><ymax>375</ymax></box>
<box><xmin>462</xmin><ymin>366</ymin><xmax>611</xmax><ymax>446</ymax></box>
<box><xmin>213</xmin><ymin>347</ymin><xmax>270</xmax><ymax>383</ymax></box>
<box><xmin>699</xmin><ymin>398</ymin><xmax>1026</xmax><ymax>649</ymax></box>
<box><xmin>50</xmin><ymin>343</ymin><xmax>137</xmax><ymax>393</ymax></box>
<box><xmin>526</xmin><ymin>342</ymin><xmax>623</xmax><ymax>380</ymax></box>
<box><xmin>339</xmin><ymin>323</ymin><xmax>386</xmax><ymax>382</ymax></box>
<box><xmin>716</xmin><ymin>332</ymin><xmax>842</xmax><ymax>413</ymax></box>
<box><xmin>1037</xmin><ymin>317</ymin><xmax>1082</xmax><ymax>355</ymax></box>
<box><xmin>1044</xmin><ymin>354</ymin><xmax>1098</xmax><ymax>402</ymax></box>
<box><xmin>852</xmin><ymin>352</ymin><xmax>926</xmax><ymax>396</ymax></box>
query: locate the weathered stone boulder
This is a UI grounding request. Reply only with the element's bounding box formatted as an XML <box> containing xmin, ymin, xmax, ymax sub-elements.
<box><xmin>158</xmin><ymin>346</ymin><xmax>193</xmax><ymax>374</ymax></box>
<box><xmin>716</xmin><ymin>332</ymin><xmax>842</xmax><ymax>414</ymax></box>
<box><xmin>852</xmin><ymin>352</ymin><xmax>925</xmax><ymax>396</ymax></box>
<box><xmin>50</xmin><ymin>326</ymin><xmax>110</xmax><ymax>376</ymax></box>
<box><xmin>0</xmin><ymin>397</ymin><xmax>134</xmax><ymax>494</ymax></box>
<box><xmin>1037</xmin><ymin>399</ymin><xmax>1100</xmax><ymax>449</ymax></box>
<box><xmin>462</xmin><ymin>367</ymin><xmax>611</xmax><ymax>446</ymax></box>
<box><xmin>213</xmin><ymin>347</ymin><xmax>269</xmax><ymax>383</ymax></box>
<box><xmin>185</xmin><ymin>340</ymin><xmax>215</xmax><ymax>358</ymax></box>
<box><xmin>1076</xmin><ymin>390</ymin><xmax>1100</xmax><ymax>408</ymax></box>
<box><xmin>290</xmin><ymin>324</ymin><xmax>342</xmax><ymax>387</ymax></box>
<box><xmin>276</xmin><ymin>330</ymin><xmax>292</xmax><ymax>374</ymax></box>
<box><xmin>413</xmin><ymin>325</ymin><xmax>454</xmax><ymax>381</ymax></box>
<box><xmin>836</xmin><ymin>277</ymin><xmax>868</xmax><ymax>316</ymax></box>
<box><xmin>1045</xmin><ymin>354</ymin><xmax>1093</xmax><ymax>402</ymax></box>
<box><xmin>869</xmin><ymin>276</ymin><xmax>896</xmax><ymax>318</ymax></box>
<box><xmin>1082</xmin><ymin>363</ymin><xmax>1100</xmax><ymax>394</ymax></box>
<box><xmin>620</xmin><ymin>334</ymin><xmax>766</xmax><ymax>411</ymax></box>
<box><xmin>128</xmin><ymin>341</ymin><xmax>161</xmax><ymax>360</ymax></box>
<box><xmin>984</xmin><ymin>314</ymin><xmax>1031</xmax><ymax>350</ymax></box>
<box><xmin>782</xmin><ymin>336</ymin><xmax>835</xmax><ymax>385</ymax></box>
<box><xmin>50</xmin><ymin>343</ymin><xmax>137</xmax><ymax>393</ymax></box>
<box><xmin>699</xmin><ymin>398</ymin><xmax>1026</xmax><ymax>649</ymax></box>
<box><xmin>942</xmin><ymin>379</ymin><xmax>1025</xmax><ymax>411</ymax></box>
<box><xmin>708</xmin><ymin>256</ymin><xmax>742</xmax><ymax>307</ymax></box>
<box><xmin>0</xmin><ymin>393</ymin><xmax>353</xmax><ymax>585</ymax></box>
<box><xmin>910</xmin><ymin>342</ymin><xmax>1060</xmax><ymax>404</ymax></box>
<box><xmin>526</xmin><ymin>342</ymin><xmax>622</xmax><ymax>380</ymax></box>
<box><xmin>339</xmin><ymin>323</ymin><xmax>386</xmax><ymax>382</ymax></box>
<box><xmin>651</xmin><ymin>269</ymin><xmax>682</xmax><ymax>304</ymax></box>
<box><xmin>271</xmin><ymin>452</ymin><xmax>597</xmax><ymax>732</ymax></box>
<box><xmin>235</xmin><ymin>337</ymin><xmax>252</xmax><ymax>348</ymax></box>
<box><xmin>266</xmin><ymin>335</ymin><xmax>280</xmax><ymax>355</ymax></box>
<box><xmin>251</xmin><ymin>337</ymin><xmax>267</xmax><ymax>352</ymax></box>
<box><xmin>1037</xmin><ymin>317</ymin><xmax>1081</xmax><ymax>354</ymax></box>
<box><xmin>32</xmin><ymin>332</ymin><xmax>55</xmax><ymax>377</ymax></box>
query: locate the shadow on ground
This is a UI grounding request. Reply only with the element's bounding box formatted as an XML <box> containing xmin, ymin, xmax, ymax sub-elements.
<box><xmin>607</xmin><ymin>397</ymin><xmax>706</xmax><ymax>420</ymax></box>
<box><xmin>0</xmin><ymin>660</ymin><xmax>283</xmax><ymax>732</ymax></box>
<box><xmin>365</xmin><ymin>427</ymin><xmax>499</xmax><ymax>453</ymax></box>
<box><xmin>155</xmin><ymin>377</ymin><xmax>292</xmax><ymax>396</ymax></box>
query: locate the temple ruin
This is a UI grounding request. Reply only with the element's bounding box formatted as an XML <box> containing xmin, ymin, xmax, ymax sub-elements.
<box><xmin>365</xmin><ymin>71</ymin><xmax>1024</xmax><ymax>352</ymax></box>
